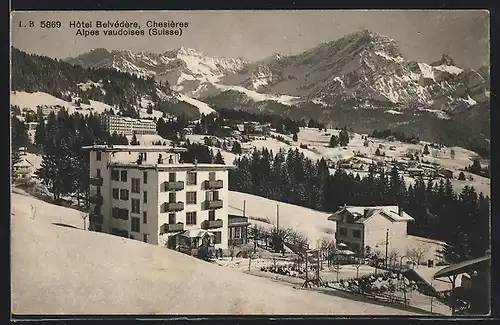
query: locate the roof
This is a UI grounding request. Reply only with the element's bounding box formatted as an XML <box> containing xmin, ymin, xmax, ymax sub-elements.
<box><xmin>179</xmin><ymin>229</ymin><xmax>215</xmax><ymax>238</ymax></box>
<box><xmin>433</xmin><ymin>255</ymin><xmax>491</xmax><ymax>279</ymax></box>
<box><xmin>108</xmin><ymin>162</ymin><xmax>235</xmax><ymax>170</ymax></box>
<box><xmin>81</xmin><ymin>145</ymin><xmax>187</xmax><ymax>153</ymax></box>
<box><xmin>328</xmin><ymin>205</ymin><xmax>414</xmax><ymax>224</ymax></box>
<box><xmin>14</xmin><ymin>159</ymin><xmax>34</xmax><ymax>168</ymax></box>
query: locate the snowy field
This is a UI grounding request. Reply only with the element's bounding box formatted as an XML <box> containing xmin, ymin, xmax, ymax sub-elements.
<box><xmin>11</xmin><ymin>91</ymin><xmax>114</xmax><ymax>116</ymax></box>
<box><xmin>11</xmin><ymin>189</ymin><xmax>417</xmax><ymax>315</ymax></box>
<box><xmin>229</xmin><ymin>191</ymin><xmax>335</xmax><ymax>247</ymax></box>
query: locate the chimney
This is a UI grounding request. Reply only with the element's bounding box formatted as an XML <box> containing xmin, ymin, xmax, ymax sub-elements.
<box><xmin>364</xmin><ymin>208</ymin><xmax>369</xmax><ymax>218</ymax></box>
<box><xmin>398</xmin><ymin>205</ymin><xmax>403</xmax><ymax>217</ymax></box>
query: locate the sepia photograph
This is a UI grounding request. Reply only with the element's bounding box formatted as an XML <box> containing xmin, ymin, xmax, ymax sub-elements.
<box><xmin>10</xmin><ymin>9</ymin><xmax>491</xmax><ymax>317</ymax></box>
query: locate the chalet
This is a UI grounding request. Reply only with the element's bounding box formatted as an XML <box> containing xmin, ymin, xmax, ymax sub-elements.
<box><xmin>328</xmin><ymin>205</ymin><xmax>414</xmax><ymax>256</ymax></box>
<box><xmin>13</xmin><ymin>158</ymin><xmax>34</xmax><ymax>180</ymax></box>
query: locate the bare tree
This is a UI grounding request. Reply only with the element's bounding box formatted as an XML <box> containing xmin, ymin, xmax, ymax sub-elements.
<box><xmin>248</xmin><ymin>225</ymin><xmax>266</xmax><ymax>254</ymax></box>
<box><xmin>407</xmin><ymin>245</ymin><xmax>428</xmax><ymax>268</ymax></box>
<box><xmin>319</xmin><ymin>236</ymin><xmax>336</xmax><ymax>267</ymax></box>
<box><xmin>388</xmin><ymin>251</ymin><xmax>400</xmax><ymax>268</ymax></box>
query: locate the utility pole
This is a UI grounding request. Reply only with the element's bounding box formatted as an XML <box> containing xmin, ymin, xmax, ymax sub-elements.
<box><xmin>243</xmin><ymin>200</ymin><xmax>246</xmax><ymax>218</ymax></box>
<box><xmin>385</xmin><ymin>229</ymin><xmax>389</xmax><ymax>267</ymax></box>
<box><xmin>276</xmin><ymin>204</ymin><xmax>279</xmax><ymax>230</ymax></box>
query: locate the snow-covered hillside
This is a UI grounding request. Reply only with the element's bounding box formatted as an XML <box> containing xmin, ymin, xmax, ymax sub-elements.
<box><xmin>11</xmin><ymin>188</ymin><xmax>415</xmax><ymax>315</ymax></box>
<box><xmin>229</xmin><ymin>191</ymin><xmax>335</xmax><ymax>247</ymax></box>
<box><xmin>10</xmin><ymin>91</ymin><xmax>113</xmax><ymax>115</ymax></box>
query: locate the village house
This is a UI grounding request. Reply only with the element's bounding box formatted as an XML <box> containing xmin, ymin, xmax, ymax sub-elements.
<box><xmin>328</xmin><ymin>205</ymin><xmax>414</xmax><ymax>257</ymax></box>
<box><xmin>13</xmin><ymin>158</ymin><xmax>34</xmax><ymax>180</ymax></box>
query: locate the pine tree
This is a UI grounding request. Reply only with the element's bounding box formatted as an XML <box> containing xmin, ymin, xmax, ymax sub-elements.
<box><xmin>329</xmin><ymin>135</ymin><xmax>338</xmax><ymax>148</ymax></box>
<box><xmin>214</xmin><ymin>150</ymin><xmax>225</xmax><ymax>164</ymax></box>
<box><xmin>11</xmin><ymin>117</ymin><xmax>28</xmax><ymax>176</ymax></box>
<box><xmin>423</xmin><ymin>144</ymin><xmax>430</xmax><ymax>155</ymax></box>
<box><xmin>130</xmin><ymin>132</ymin><xmax>139</xmax><ymax>145</ymax></box>
<box><xmin>292</xmin><ymin>133</ymin><xmax>298</xmax><ymax>142</ymax></box>
<box><xmin>231</xmin><ymin>141</ymin><xmax>242</xmax><ymax>154</ymax></box>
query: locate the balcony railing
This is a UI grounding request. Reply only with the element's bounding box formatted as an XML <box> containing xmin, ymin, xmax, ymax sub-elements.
<box><xmin>201</xmin><ymin>219</ymin><xmax>223</xmax><ymax>230</ymax></box>
<box><xmin>89</xmin><ymin>213</ymin><xmax>103</xmax><ymax>224</ymax></box>
<box><xmin>161</xmin><ymin>222</ymin><xmax>184</xmax><ymax>233</ymax></box>
<box><xmin>89</xmin><ymin>195</ymin><xmax>103</xmax><ymax>205</ymax></box>
<box><xmin>229</xmin><ymin>238</ymin><xmax>245</xmax><ymax>246</ymax></box>
<box><xmin>164</xmin><ymin>181</ymin><xmax>185</xmax><ymax>191</ymax></box>
<box><xmin>205</xmin><ymin>200</ymin><xmax>223</xmax><ymax>210</ymax></box>
<box><xmin>90</xmin><ymin>177</ymin><xmax>103</xmax><ymax>186</ymax></box>
<box><xmin>205</xmin><ymin>180</ymin><xmax>223</xmax><ymax>190</ymax></box>
<box><xmin>165</xmin><ymin>202</ymin><xmax>184</xmax><ymax>212</ymax></box>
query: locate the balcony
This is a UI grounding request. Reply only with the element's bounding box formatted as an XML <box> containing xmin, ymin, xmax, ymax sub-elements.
<box><xmin>89</xmin><ymin>195</ymin><xmax>103</xmax><ymax>205</ymax></box>
<box><xmin>205</xmin><ymin>200</ymin><xmax>223</xmax><ymax>210</ymax></box>
<box><xmin>205</xmin><ymin>179</ymin><xmax>223</xmax><ymax>190</ymax></box>
<box><xmin>90</xmin><ymin>177</ymin><xmax>103</xmax><ymax>186</ymax></box>
<box><xmin>161</xmin><ymin>222</ymin><xmax>184</xmax><ymax>233</ymax></box>
<box><xmin>89</xmin><ymin>213</ymin><xmax>103</xmax><ymax>224</ymax></box>
<box><xmin>201</xmin><ymin>219</ymin><xmax>223</xmax><ymax>230</ymax></box>
<box><xmin>164</xmin><ymin>181</ymin><xmax>185</xmax><ymax>191</ymax></box>
<box><xmin>165</xmin><ymin>202</ymin><xmax>184</xmax><ymax>212</ymax></box>
<box><xmin>229</xmin><ymin>238</ymin><xmax>245</xmax><ymax>246</ymax></box>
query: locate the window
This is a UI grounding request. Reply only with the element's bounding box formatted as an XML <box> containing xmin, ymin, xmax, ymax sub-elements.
<box><xmin>186</xmin><ymin>191</ymin><xmax>197</xmax><ymax>205</ymax></box>
<box><xmin>187</xmin><ymin>171</ymin><xmax>197</xmax><ymax>185</ymax></box>
<box><xmin>131</xmin><ymin>178</ymin><xmax>140</xmax><ymax>193</ymax></box>
<box><xmin>120</xmin><ymin>209</ymin><xmax>129</xmax><ymax>220</ymax></box>
<box><xmin>120</xmin><ymin>170</ymin><xmax>128</xmax><ymax>182</ymax></box>
<box><xmin>186</xmin><ymin>212</ymin><xmax>197</xmax><ymax>225</ymax></box>
<box><xmin>96</xmin><ymin>169</ymin><xmax>101</xmax><ymax>177</ymax></box>
<box><xmin>168</xmin><ymin>172</ymin><xmax>176</xmax><ymax>182</ymax></box>
<box><xmin>213</xmin><ymin>231</ymin><xmax>222</xmax><ymax>244</ymax></box>
<box><xmin>131</xmin><ymin>198</ymin><xmax>141</xmax><ymax>214</ymax></box>
<box><xmin>131</xmin><ymin>217</ymin><xmax>140</xmax><ymax>232</ymax></box>
<box><xmin>208</xmin><ymin>210</ymin><xmax>215</xmax><ymax>221</ymax></box>
<box><xmin>120</xmin><ymin>189</ymin><xmax>129</xmax><ymax>200</ymax></box>
<box><xmin>209</xmin><ymin>172</ymin><xmax>216</xmax><ymax>181</ymax></box>
<box><xmin>339</xmin><ymin>227</ymin><xmax>347</xmax><ymax>236</ymax></box>
<box><xmin>234</xmin><ymin>227</ymin><xmax>242</xmax><ymax>239</ymax></box>
<box><xmin>143</xmin><ymin>211</ymin><xmax>147</xmax><ymax>224</ymax></box>
<box><xmin>143</xmin><ymin>171</ymin><xmax>148</xmax><ymax>184</ymax></box>
<box><xmin>168</xmin><ymin>213</ymin><xmax>176</xmax><ymax>224</ymax></box>
<box><xmin>96</xmin><ymin>151</ymin><xmax>102</xmax><ymax>161</ymax></box>
<box><xmin>352</xmin><ymin>229</ymin><xmax>361</xmax><ymax>238</ymax></box>
<box><xmin>143</xmin><ymin>191</ymin><xmax>148</xmax><ymax>203</ymax></box>
<box><xmin>111</xmin><ymin>169</ymin><xmax>119</xmax><ymax>181</ymax></box>
<box><xmin>206</xmin><ymin>191</ymin><xmax>219</xmax><ymax>201</ymax></box>
<box><xmin>169</xmin><ymin>192</ymin><xmax>176</xmax><ymax>203</ymax></box>
<box><xmin>143</xmin><ymin>234</ymin><xmax>148</xmax><ymax>243</ymax></box>
<box><xmin>112</xmin><ymin>188</ymin><xmax>119</xmax><ymax>199</ymax></box>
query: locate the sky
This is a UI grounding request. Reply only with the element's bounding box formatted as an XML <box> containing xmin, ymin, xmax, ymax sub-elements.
<box><xmin>11</xmin><ymin>10</ymin><xmax>490</xmax><ymax>68</ymax></box>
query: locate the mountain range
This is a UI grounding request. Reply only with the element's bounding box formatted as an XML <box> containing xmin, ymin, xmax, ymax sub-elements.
<box><xmin>11</xmin><ymin>29</ymin><xmax>490</xmax><ymax>156</ymax></box>
<box><xmin>65</xmin><ymin>30</ymin><xmax>490</xmax><ymax>116</ymax></box>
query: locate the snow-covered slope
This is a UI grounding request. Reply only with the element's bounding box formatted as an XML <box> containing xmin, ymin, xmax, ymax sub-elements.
<box><xmin>11</xmin><ymin>189</ymin><xmax>416</xmax><ymax>315</ymax></box>
<box><xmin>10</xmin><ymin>91</ymin><xmax>114</xmax><ymax>115</ymax></box>
<box><xmin>229</xmin><ymin>191</ymin><xmax>335</xmax><ymax>247</ymax></box>
<box><xmin>176</xmin><ymin>93</ymin><xmax>216</xmax><ymax>115</ymax></box>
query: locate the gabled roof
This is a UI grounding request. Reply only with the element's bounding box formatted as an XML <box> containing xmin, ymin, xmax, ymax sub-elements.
<box><xmin>328</xmin><ymin>205</ymin><xmax>414</xmax><ymax>224</ymax></box>
<box><xmin>14</xmin><ymin>159</ymin><xmax>33</xmax><ymax>168</ymax></box>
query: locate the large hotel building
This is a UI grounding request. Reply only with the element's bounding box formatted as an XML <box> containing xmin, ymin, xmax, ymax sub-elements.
<box><xmin>82</xmin><ymin>144</ymin><xmax>236</xmax><ymax>252</ymax></box>
<box><xmin>101</xmin><ymin>115</ymin><xmax>157</xmax><ymax>136</ymax></box>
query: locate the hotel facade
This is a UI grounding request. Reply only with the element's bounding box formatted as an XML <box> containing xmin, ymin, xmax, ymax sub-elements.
<box><xmin>101</xmin><ymin>115</ymin><xmax>157</xmax><ymax>136</ymax></box>
<box><xmin>83</xmin><ymin>145</ymin><xmax>234</xmax><ymax>251</ymax></box>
